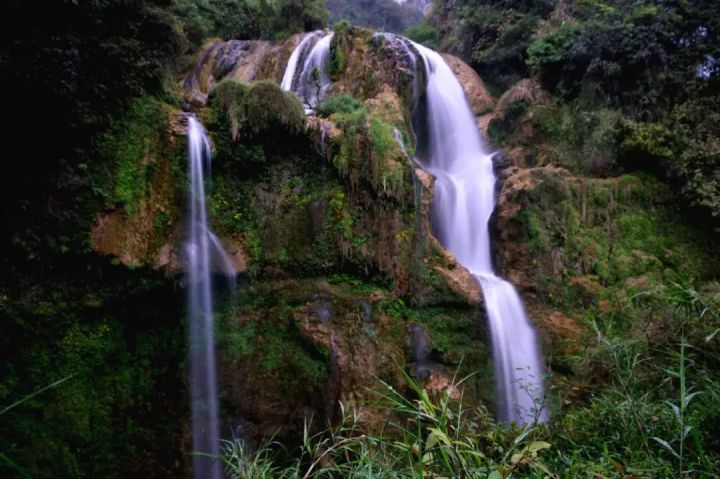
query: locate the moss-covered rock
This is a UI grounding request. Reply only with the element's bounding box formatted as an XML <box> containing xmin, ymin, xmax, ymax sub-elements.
<box><xmin>494</xmin><ymin>166</ymin><xmax>719</xmax><ymax>359</ymax></box>
<box><xmin>216</xmin><ymin>276</ymin><xmax>491</xmax><ymax>444</ymax></box>
<box><xmin>208</xmin><ymin>79</ymin><xmax>306</xmax><ymax>146</ymax></box>
<box><xmin>90</xmin><ymin>97</ymin><xmax>186</xmax><ymax>269</ymax></box>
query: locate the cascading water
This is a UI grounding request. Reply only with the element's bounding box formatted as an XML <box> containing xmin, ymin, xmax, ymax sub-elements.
<box><xmin>410</xmin><ymin>42</ymin><xmax>548</xmax><ymax>424</ymax></box>
<box><xmin>281</xmin><ymin>31</ymin><xmax>334</xmax><ymax>109</ymax></box>
<box><xmin>280</xmin><ymin>31</ymin><xmax>322</xmax><ymax>91</ymax></box>
<box><xmin>186</xmin><ymin>116</ymin><xmax>236</xmax><ymax>479</ymax></box>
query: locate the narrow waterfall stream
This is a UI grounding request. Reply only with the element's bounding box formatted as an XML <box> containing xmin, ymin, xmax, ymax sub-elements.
<box><xmin>281</xmin><ymin>31</ymin><xmax>334</xmax><ymax>108</ymax></box>
<box><xmin>186</xmin><ymin>116</ymin><xmax>235</xmax><ymax>478</ymax></box>
<box><xmin>410</xmin><ymin>43</ymin><xmax>549</xmax><ymax>424</ymax></box>
<box><xmin>280</xmin><ymin>31</ymin><xmax>322</xmax><ymax>91</ymax></box>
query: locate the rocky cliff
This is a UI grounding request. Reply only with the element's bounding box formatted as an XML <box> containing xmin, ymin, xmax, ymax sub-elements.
<box><xmin>88</xmin><ymin>23</ymin><xmax>719</xmax><ymax>445</ymax></box>
<box><xmin>91</xmin><ymin>26</ymin><xmax>497</xmax><ymax>443</ymax></box>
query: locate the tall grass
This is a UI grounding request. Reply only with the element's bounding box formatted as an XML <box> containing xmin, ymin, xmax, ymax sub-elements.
<box><xmin>222</xmin><ymin>279</ymin><xmax>720</xmax><ymax>478</ymax></box>
<box><xmin>222</xmin><ymin>369</ymin><xmax>554</xmax><ymax>478</ymax></box>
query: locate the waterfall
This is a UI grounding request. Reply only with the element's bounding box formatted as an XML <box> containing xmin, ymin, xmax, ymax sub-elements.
<box><xmin>410</xmin><ymin>43</ymin><xmax>548</xmax><ymax>424</ymax></box>
<box><xmin>281</xmin><ymin>31</ymin><xmax>334</xmax><ymax>109</ymax></box>
<box><xmin>186</xmin><ymin>116</ymin><xmax>235</xmax><ymax>479</ymax></box>
<box><xmin>281</xmin><ymin>32</ymin><xmax>322</xmax><ymax>91</ymax></box>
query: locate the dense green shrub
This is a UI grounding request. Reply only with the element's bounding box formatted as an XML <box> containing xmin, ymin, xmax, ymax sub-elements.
<box><xmin>329</xmin><ymin>20</ymin><xmax>352</xmax><ymax>80</ymax></box>
<box><xmin>327</xmin><ymin>0</ymin><xmax>424</xmax><ymax>34</ymax></box>
<box><xmin>0</xmin><ymin>269</ymin><xmax>186</xmax><ymax>477</ymax></box>
<box><xmin>209</xmin><ymin>79</ymin><xmax>306</xmax><ymax>152</ymax></box>
<box><xmin>470</xmin><ymin>14</ymin><xmax>541</xmax><ymax>92</ymax></box>
<box><xmin>404</xmin><ymin>22</ymin><xmax>440</xmax><ymax>49</ymax></box>
<box><xmin>173</xmin><ymin>0</ymin><xmax>328</xmax><ymax>45</ymax></box>
<box><xmin>431</xmin><ymin>0</ymin><xmax>555</xmax><ymax>91</ymax></box>
<box><xmin>527</xmin><ymin>24</ymin><xmax>581</xmax><ymax>86</ymax></box>
<box><xmin>317</xmin><ymin>94</ymin><xmax>364</xmax><ymax>117</ymax></box>
<box><xmin>619</xmin><ymin>94</ymin><xmax>720</xmax><ymax>225</ymax></box>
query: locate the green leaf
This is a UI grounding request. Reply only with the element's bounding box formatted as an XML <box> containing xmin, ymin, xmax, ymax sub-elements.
<box><xmin>652</xmin><ymin>437</ymin><xmax>680</xmax><ymax>459</ymax></box>
<box><xmin>425</xmin><ymin>432</ymin><xmax>438</xmax><ymax>450</ymax></box>
<box><xmin>684</xmin><ymin>390</ymin><xmax>702</xmax><ymax>408</ymax></box>
<box><xmin>527</xmin><ymin>441</ymin><xmax>551</xmax><ymax>453</ymax></box>
<box><xmin>488</xmin><ymin>471</ymin><xmax>503</xmax><ymax>479</ymax></box>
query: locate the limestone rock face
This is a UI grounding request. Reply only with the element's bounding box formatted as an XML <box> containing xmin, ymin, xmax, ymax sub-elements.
<box><xmin>442</xmin><ymin>53</ymin><xmax>495</xmax><ymax>115</ymax></box>
<box><xmin>491</xmin><ymin>164</ymin><xmax>717</xmax><ymax>361</ymax></box>
<box><xmin>96</xmin><ymin>25</ymin><xmax>498</xmax><ymax>443</ymax></box>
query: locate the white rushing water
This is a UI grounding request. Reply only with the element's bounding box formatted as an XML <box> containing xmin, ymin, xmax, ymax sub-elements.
<box><xmin>411</xmin><ymin>42</ymin><xmax>548</xmax><ymax>424</ymax></box>
<box><xmin>186</xmin><ymin>116</ymin><xmax>235</xmax><ymax>479</ymax></box>
<box><xmin>281</xmin><ymin>31</ymin><xmax>334</xmax><ymax>108</ymax></box>
<box><xmin>280</xmin><ymin>32</ymin><xmax>321</xmax><ymax>91</ymax></box>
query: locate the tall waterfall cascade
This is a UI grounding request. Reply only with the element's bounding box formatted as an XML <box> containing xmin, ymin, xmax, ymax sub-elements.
<box><xmin>279</xmin><ymin>29</ymin><xmax>548</xmax><ymax>423</ymax></box>
<box><xmin>409</xmin><ymin>42</ymin><xmax>549</xmax><ymax>424</ymax></box>
<box><xmin>281</xmin><ymin>31</ymin><xmax>334</xmax><ymax>109</ymax></box>
<box><xmin>186</xmin><ymin>116</ymin><xmax>236</xmax><ymax>479</ymax></box>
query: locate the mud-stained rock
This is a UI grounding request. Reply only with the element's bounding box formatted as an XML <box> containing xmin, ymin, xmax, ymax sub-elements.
<box><xmin>183</xmin><ymin>39</ymin><xmax>276</xmax><ymax>106</ymax></box>
<box><xmin>307</xmin><ymin>115</ymin><xmax>342</xmax><ymax>160</ymax></box>
<box><xmin>531</xmin><ymin>308</ymin><xmax>581</xmax><ymax>356</ymax></box>
<box><xmin>254</xmin><ymin>33</ymin><xmax>307</xmax><ymax>83</ymax></box>
<box><xmin>432</xmin><ymin>252</ymin><xmax>482</xmax><ymax>305</ymax></box>
<box><xmin>442</xmin><ymin>53</ymin><xmax>495</xmax><ymax>115</ymax></box>
<box><xmin>219</xmin><ymin>282</ymin><xmax>407</xmax><ymax>442</ymax></box>
<box><xmin>495</xmin><ymin>79</ymin><xmax>551</xmax><ymax>119</ymax></box>
<box><xmin>91</xmin><ymin>109</ymin><xmax>186</xmax><ymax>271</ymax></box>
<box><xmin>478</xmin><ymin>113</ymin><xmax>495</xmax><ymax>138</ymax></box>
<box><xmin>330</xmin><ymin>30</ymin><xmax>418</xmax><ymax>116</ymax></box>
<box><xmin>425</xmin><ymin>368</ymin><xmax>462</xmax><ymax>400</ymax></box>
<box><xmin>363</xmin><ymin>86</ymin><xmax>406</xmax><ymax>125</ymax></box>
<box><xmin>220</xmin><ymin>236</ymin><xmax>249</xmax><ymax>273</ymax></box>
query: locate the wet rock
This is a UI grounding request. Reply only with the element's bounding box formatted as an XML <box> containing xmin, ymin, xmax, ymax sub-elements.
<box><xmin>495</xmin><ymin>79</ymin><xmax>551</xmax><ymax>120</ymax></box>
<box><xmin>441</xmin><ymin>53</ymin><xmax>495</xmax><ymax>115</ymax></box>
<box><xmin>407</xmin><ymin>323</ymin><xmax>432</xmax><ymax>378</ymax></box>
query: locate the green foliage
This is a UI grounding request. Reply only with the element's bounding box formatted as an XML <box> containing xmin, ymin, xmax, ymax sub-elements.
<box><xmin>329</xmin><ymin>21</ymin><xmax>351</xmax><ymax>80</ymax></box>
<box><xmin>217</xmin><ymin>294</ymin><xmax>330</xmax><ymax>410</ymax></box>
<box><xmin>327</xmin><ymin>0</ymin><xmax>424</xmax><ymax>34</ymax></box>
<box><xmin>618</xmin><ymin>93</ymin><xmax>720</xmax><ymax>225</ymax></box>
<box><xmin>488</xmin><ymin>100</ymin><xmax>529</xmax><ymax>147</ymax></box>
<box><xmin>173</xmin><ymin>0</ymin><xmax>328</xmax><ymax>45</ymax></box>
<box><xmin>506</xmin><ymin>169</ymin><xmax>717</xmax><ymax>318</ymax></box>
<box><xmin>618</xmin><ymin>120</ymin><xmax>675</xmax><ymax>171</ymax></box>
<box><xmin>244</xmin><ymin>81</ymin><xmax>307</xmax><ymax>137</ymax></box>
<box><xmin>527</xmin><ymin>24</ymin><xmax>581</xmax><ymax>79</ymax></box>
<box><xmin>0</xmin><ymin>268</ymin><xmax>185</xmax><ymax>477</ymax></box>
<box><xmin>547</xmin><ymin>278</ymin><xmax>720</xmax><ymax>477</ymax></box>
<box><xmin>97</xmin><ymin>96</ymin><xmax>171</xmax><ymax>213</ymax></box>
<box><xmin>2</xmin><ymin>0</ymin><xmax>186</xmax><ymax>263</ymax></box>
<box><xmin>172</xmin><ymin>0</ymin><xmax>259</xmax><ymax>46</ymax></box>
<box><xmin>223</xmin><ymin>370</ymin><xmax>553</xmax><ymax>478</ymax></box>
<box><xmin>432</xmin><ymin>0</ymin><xmax>554</xmax><ymax>91</ymax></box>
<box><xmin>209</xmin><ymin>79</ymin><xmax>306</xmax><ymax>166</ymax></box>
<box><xmin>521</xmin><ymin>0</ymin><xmax>720</xmax><ymax>119</ymax></box>
<box><xmin>317</xmin><ymin>94</ymin><xmax>363</xmax><ymax>117</ymax></box>
<box><xmin>403</xmin><ymin>23</ymin><xmax>440</xmax><ymax>50</ymax></box>
<box><xmin>470</xmin><ymin>14</ymin><xmax>541</xmax><ymax>92</ymax></box>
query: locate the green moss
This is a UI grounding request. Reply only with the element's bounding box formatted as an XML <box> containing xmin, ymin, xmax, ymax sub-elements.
<box><xmin>488</xmin><ymin>100</ymin><xmax>529</xmax><ymax>147</ymax></box>
<box><xmin>511</xmin><ymin>171</ymin><xmax>717</xmax><ymax>312</ymax></box>
<box><xmin>329</xmin><ymin>21</ymin><xmax>351</xmax><ymax>80</ymax></box>
<box><xmin>208</xmin><ymin>79</ymin><xmax>306</xmax><ymax>152</ymax></box>
<box><xmin>317</xmin><ymin>93</ymin><xmax>363</xmax><ymax>117</ymax></box>
<box><xmin>218</xmin><ymin>299</ymin><xmax>329</xmax><ymax>392</ymax></box>
<box><xmin>0</xmin><ymin>268</ymin><xmax>185</xmax><ymax>477</ymax></box>
<box><xmin>97</xmin><ymin>96</ymin><xmax>170</xmax><ymax>214</ymax></box>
